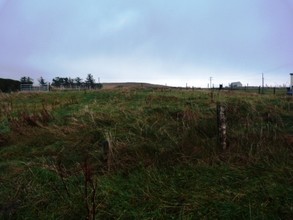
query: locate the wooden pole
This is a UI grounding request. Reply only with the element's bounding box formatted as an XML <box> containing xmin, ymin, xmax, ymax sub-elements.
<box><xmin>217</xmin><ymin>103</ymin><xmax>227</xmax><ymax>150</ymax></box>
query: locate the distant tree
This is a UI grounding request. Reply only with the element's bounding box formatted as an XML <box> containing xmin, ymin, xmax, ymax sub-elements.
<box><xmin>20</xmin><ymin>77</ymin><xmax>26</xmax><ymax>84</ymax></box>
<box><xmin>75</xmin><ymin>77</ymin><xmax>83</xmax><ymax>87</ymax></box>
<box><xmin>64</xmin><ymin>77</ymin><xmax>67</xmax><ymax>86</ymax></box>
<box><xmin>38</xmin><ymin>77</ymin><xmax>47</xmax><ymax>86</ymax></box>
<box><xmin>51</xmin><ymin>77</ymin><xmax>69</xmax><ymax>87</ymax></box>
<box><xmin>85</xmin><ymin>74</ymin><xmax>95</xmax><ymax>88</ymax></box>
<box><xmin>20</xmin><ymin>76</ymin><xmax>33</xmax><ymax>85</ymax></box>
<box><xmin>52</xmin><ymin>77</ymin><xmax>61</xmax><ymax>87</ymax></box>
<box><xmin>68</xmin><ymin>77</ymin><xmax>74</xmax><ymax>87</ymax></box>
<box><xmin>51</xmin><ymin>75</ymin><xmax>101</xmax><ymax>89</ymax></box>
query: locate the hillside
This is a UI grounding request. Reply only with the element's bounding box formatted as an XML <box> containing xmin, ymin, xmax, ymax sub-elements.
<box><xmin>102</xmin><ymin>82</ymin><xmax>169</xmax><ymax>89</ymax></box>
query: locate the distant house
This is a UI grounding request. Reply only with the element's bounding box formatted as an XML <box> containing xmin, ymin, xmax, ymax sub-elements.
<box><xmin>230</xmin><ymin>81</ymin><xmax>242</xmax><ymax>88</ymax></box>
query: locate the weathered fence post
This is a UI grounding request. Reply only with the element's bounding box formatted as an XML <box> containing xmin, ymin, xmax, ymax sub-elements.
<box><xmin>217</xmin><ymin>103</ymin><xmax>227</xmax><ymax>150</ymax></box>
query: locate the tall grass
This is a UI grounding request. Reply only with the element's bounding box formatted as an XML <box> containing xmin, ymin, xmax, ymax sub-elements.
<box><xmin>0</xmin><ymin>89</ymin><xmax>292</xmax><ymax>219</ymax></box>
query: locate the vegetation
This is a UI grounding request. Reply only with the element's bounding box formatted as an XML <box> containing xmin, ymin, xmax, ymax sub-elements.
<box><xmin>51</xmin><ymin>74</ymin><xmax>102</xmax><ymax>89</ymax></box>
<box><xmin>0</xmin><ymin>78</ymin><xmax>20</xmax><ymax>93</ymax></box>
<box><xmin>20</xmin><ymin>77</ymin><xmax>33</xmax><ymax>85</ymax></box>
<box><xmin>0</xmin><ymin>88</ymin><xmax>292</xmax><ymax>219</ymax></box>
<box><xmin>38</xmin><ymin>77</ymin><xmax>47</xmax><ymax>86</ymax></box>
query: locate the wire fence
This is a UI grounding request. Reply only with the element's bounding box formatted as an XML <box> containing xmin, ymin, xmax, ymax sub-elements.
<box><xmin>20</xmin><ymin>84</ymin><xmax>49</xmax><ymax>92</ymax></box>
<box><xmin>178</xmin><ymin>86</ymin><xmax>291</xmax><ymax>96</ymax></box>
<box><xmin>223</xmin><ymin>86</ymin><xmax>291</xmax><ymax>95</ymax></box>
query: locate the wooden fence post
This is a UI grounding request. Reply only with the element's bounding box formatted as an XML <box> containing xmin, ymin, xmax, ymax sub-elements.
<box><xmin>217</xmin><ymin>103</ymin><xmax>227</xmax><ymax>150</ymax></box>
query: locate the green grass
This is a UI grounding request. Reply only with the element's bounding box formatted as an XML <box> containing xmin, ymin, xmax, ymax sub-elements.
<box><xmin>0</xmin><ymin>88</ymin><xmax>292</xmax><ymax>219</ymax></box>
<box><xmin>95</xmin><ymin>165</ymin><xmax>292</xmax><ymax>219</ymax></box>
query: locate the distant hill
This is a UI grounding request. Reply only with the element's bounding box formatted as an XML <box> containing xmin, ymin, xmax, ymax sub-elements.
<box><xmin>102</xmin><ymin>82</ymin><xmax>168</xmax><ymax>89</ymax></box>
<box><xmin>0</xmin><ymin>78</ymin><xmax>20</xmax><ymax>92</ymax></box>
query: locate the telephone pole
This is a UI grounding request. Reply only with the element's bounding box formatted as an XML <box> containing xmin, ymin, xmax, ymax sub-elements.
<box><xmin>209</xmin><ymin>77</ymin><xmax>213</xmax><ymax>89</ymax></box>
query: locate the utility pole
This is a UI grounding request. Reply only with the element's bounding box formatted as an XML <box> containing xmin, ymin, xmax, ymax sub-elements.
<box><xmin>209</xmin><ymin>77</ymin><xmax>213</xmax><ymax>89</ymax></box>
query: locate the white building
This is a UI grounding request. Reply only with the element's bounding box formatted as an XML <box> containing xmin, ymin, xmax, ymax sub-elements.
<box><xmin>230</xmin><ymin>81</ymin><xmax>242</xmax><ymax>88</ymax></box>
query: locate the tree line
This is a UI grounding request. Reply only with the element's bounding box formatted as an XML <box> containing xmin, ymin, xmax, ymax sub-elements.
<box><xmin>0</xmin><ymin>74</ymin><xmax>102</xmax><ymax>92</ymax></box>
<box><xmin>20</xmin><ymin>74</ymin><xmax>102</xmax><ymax>89</ymax></box>
<box><xmin>51</xmin><ymin>74</ymin><xmax>102</xmax><ymax>89</ymax></box>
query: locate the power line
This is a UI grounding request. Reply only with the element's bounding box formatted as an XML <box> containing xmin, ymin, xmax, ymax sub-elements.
<box><xmin>263</xmin><ymin>62</ymin><xmax>293</xmax><ymax>73</ymax></box>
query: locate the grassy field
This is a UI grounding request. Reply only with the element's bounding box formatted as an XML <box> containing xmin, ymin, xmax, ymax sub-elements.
<box><xmin>0</xmin><ymin>87</ymin><xmax>292</xmax><ymax>219</ymax></box>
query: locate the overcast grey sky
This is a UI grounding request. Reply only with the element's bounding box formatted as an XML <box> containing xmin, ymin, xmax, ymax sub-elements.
<box><xmin>0</xmin><ymin>0</ymin><xmax>292</xmax><ymax>87</ymax></box>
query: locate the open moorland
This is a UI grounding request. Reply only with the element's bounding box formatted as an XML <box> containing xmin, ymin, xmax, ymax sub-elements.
<box><xmin>0</xmin><ymin>87</ymin><xmax>292</xmax><ymax>219</ymax></box>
